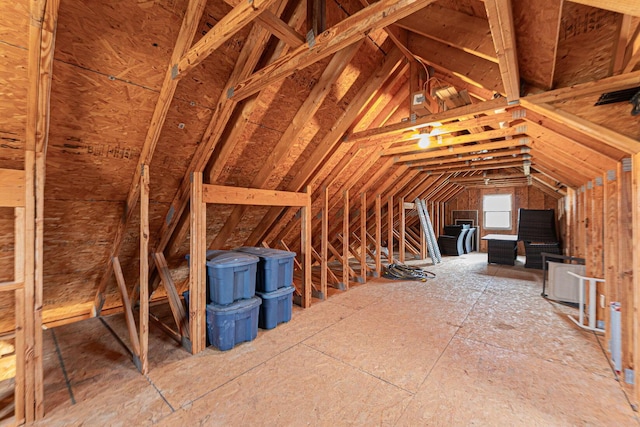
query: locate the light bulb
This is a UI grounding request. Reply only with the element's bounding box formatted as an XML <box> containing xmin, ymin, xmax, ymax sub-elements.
<box><xmin>418</xmin><ymin>134</ymin><xmax>430</xmax><ymax>149</ymax></box>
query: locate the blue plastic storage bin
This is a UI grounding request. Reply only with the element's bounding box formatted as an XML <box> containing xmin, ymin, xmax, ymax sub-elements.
<box><xmin>206</xmin><ymin>296</ymin><xmax>261</xmax><ymax>351</ymax></box>
<box><xmin>205</xmin><ymin>250</ymin><xmax>258</xmax><ymax>305</ymax></box>
<box><xmin>187</xmin><ymin>250</ymin><xmax>259</xmax><ymax>305</ymax></box>
<box><xmin>255</xmin><ymin>286</ymin><xmax>294</xmax><ymax>330</ymax></box>
<box><xmin>235</xmin><ymin>247</ymin><xmax>296</xmax><ymax>292</ymax></box>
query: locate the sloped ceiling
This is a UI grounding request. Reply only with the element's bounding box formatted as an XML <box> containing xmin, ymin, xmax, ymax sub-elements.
<box><xmin>1</xmin><ymin>0</ymin><xmax>640</xmax><ymax>331</ymax></box>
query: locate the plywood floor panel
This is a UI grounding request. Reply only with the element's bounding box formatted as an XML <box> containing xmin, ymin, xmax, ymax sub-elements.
<box><xmin>157</xmin><ymin>344</ymin><xmax>413</xmax><ymax>426</ymax></box>
<box><xmin>33</xmin><ymin>253</ymin><xmax>638</xmax><ymax>425</ymax></box>
<box><xmin>396</xmin><ymin>335</ymin><xmax>636</xmax><ymax>426</ymax></box>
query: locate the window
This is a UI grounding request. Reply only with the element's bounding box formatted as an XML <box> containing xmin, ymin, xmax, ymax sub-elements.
<box><xmin>483</xmin><ymin>194</ymin><xmax>512</xmax><ymax>230</ymax></box>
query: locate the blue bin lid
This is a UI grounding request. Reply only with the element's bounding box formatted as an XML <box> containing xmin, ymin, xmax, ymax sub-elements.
<box><xmin>235</xmin><ymin>246</ymin><xmax>296</xmax><ymax>259</ymax></box>
<box><xmin>205</xmin><ymin>250</ymin><xmax>259</xmax><ymax>268</ymax></box>
<box><xmin>206</xmin><ymin>296</ymin><xmax>262</xmax><ymax>313</ymax></box>
<box><xmin>255</xmin><ymin>285</ymin><xmax>295</xmax><ymax>299</ymax></box>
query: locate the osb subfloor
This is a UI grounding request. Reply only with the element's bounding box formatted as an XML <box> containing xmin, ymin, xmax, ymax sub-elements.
<box><xmin>31</xmin><ymin>253</ymin><xmax>639</xmax><ymax>426</ymax></box>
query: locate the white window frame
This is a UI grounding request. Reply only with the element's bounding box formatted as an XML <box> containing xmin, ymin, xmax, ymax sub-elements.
<box><xmin>483</xmin><ymin>194</ymin><xmax>512</xmax><ymax>230</ymax></box>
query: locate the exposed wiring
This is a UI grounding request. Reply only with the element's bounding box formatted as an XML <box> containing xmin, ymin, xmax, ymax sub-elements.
<box><xmin>383</xmin><ymin>263</ymin><xmax>436</xmax><ymax>281</ymax></box>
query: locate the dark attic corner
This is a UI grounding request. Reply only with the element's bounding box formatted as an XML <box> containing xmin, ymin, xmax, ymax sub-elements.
<box><xmin>1</xmin><ymin>0</ymin><xmax>640</xmax><ymax>424</ymax></box>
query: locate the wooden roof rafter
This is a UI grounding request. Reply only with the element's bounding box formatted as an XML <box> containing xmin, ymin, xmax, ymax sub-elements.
<box><xmin>528</xmin><ymin>152</ymin><xmax>590</xmax><ymax>188</ymax></box>
<box><xmin>157</xmin><ymin>0</ymin><xmax>302</xmax><ymax>264</ymax></box>
<box><xmin>622</xmin><ymin>22</ymin><xmax>640</xmax><ymax>73</ymax></box>
<box><xmin>524</xmin><ymin>119</ymin><xmax>619</xmax><ymax>170</ymax></box>
<box><xmin>395</xmin><ymin>3</ymin><xmax>497</xmax><ymax>63</ymax></box>
<box><xmin>227</xmin><ymin>0</ymin><xmax>437</xmax><ymax>102</ymax></box>
<box><xmin>484</xmin><ymin>0</ymin><xmax>520</xmax><ymax>102</ymax></box>
<box><xmin>526</xmin><ymin>69</ymin><xmax>640</xmax><ymax>104</ymax></box>
<box><xmin>246</xmin><ymin>47</ymin><xmax>406</xmax><ymax>246</ymax></box>
<box><xmin>522</xmin><ymin>100</ymin><xmax>640</xmax><ymax>155</ymax></box>
<box><xmin>172</xmin><ymin>0</ymin><xmax>282</xmax><ymax>79</ymax></box>
<box><xmin>277</xmin><ymin>75</ymin><xmax>416</xmax><ymax>247</ymax></box>
<box><xmin>208</xmin><ymin>41</ymin><xmax>363</xmax><ymax>250</ymax></box>
<box><xmin>255</xmin><ymin>9</ymin><xmax>306</xmax><ymax>47</ymax></box>
<box><xmin>408</xmin><ymin>35</ymin><xmax>503</xmax><ymax>95</ymax></box>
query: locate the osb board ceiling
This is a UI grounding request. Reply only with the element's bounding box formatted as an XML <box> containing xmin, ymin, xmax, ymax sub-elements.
<box><xmin>0</xmin><ymin>0</ymin><xmax>29</xmax><ymax>172</ymax></box>
<box><xmin>1</xmin><ymin>0</ymin><xmax>639</xmax><ymax>331</ymax></box>
<box><xmin>554</xmin><ymin>2</ymin><xmax>621</xmax><ymax>87</ymax></box>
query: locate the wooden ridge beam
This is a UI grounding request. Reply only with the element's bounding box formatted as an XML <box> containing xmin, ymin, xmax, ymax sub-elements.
<box><xmin>448</xmin><ymin>172</ymin><xmax>524</xmax><ymax>183</ymax></box>
<box><xmin>228</xmin><ymin>0</ymin><xmax>435</xmax><ymax>101</ymax></box>
<box><xmin>174</xmin><ymin>0</ymin><xmax>280</xmax><ymax>79</ymax></box>
<box><xmin>484</xmin><ymin>0</ymin><xmax>520</xmax><ymax>102</ymax></box>
<box><xmin>93</xmin><ymin>0</ymin><xmax>207</xmax><ymax>314</ymax></box>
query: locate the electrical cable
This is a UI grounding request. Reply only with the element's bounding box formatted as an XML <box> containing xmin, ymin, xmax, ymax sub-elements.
<box><xmin>382</xmin><ymin>263</ymin><xmax>436</xmax><ymax>281</ymax></box>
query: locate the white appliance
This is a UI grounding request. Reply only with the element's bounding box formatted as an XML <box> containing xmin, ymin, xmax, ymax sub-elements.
<box><xmin>547</xmin><ymin>262</ymin><xmax>586</xmax><ymax>303</ymax></box>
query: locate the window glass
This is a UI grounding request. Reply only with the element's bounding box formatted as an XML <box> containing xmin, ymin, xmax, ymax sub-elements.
<box><xmin>483</xmin><ymin>194</ymin><xmax>512</xmax><ymax>230</ymax></box>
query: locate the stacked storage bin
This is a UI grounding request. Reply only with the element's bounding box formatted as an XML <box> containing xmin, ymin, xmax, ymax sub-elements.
<box><xmin>184</xmin><ymin>250</ymin><xmax>262</xmax><ymax>351</ymax></box>
<box><xmin>235</xmin><ymin>247</ymin><xmax>296</xmax><ymax>329</ymax></box>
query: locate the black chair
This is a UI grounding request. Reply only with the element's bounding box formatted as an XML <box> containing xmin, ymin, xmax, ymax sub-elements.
<box><xmin>517</xmin><ymin>209</ymin><xmax>561</xmax><ymax>269</ymax></box>
<box><xmin>438</xmin><ymin>224</ymin><xmax>469</xmax><ymax>256</ymax></box>
<box><xmin>463</xmin><ymin>227</ymin><xmax>476</xmax><ymax>253</ymax></box>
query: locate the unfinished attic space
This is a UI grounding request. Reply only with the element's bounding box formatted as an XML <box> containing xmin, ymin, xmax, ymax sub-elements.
<box><xmin>3</xmin><ymin>0</ymin><xmax>640</xmax><ymax>424</ymax></box>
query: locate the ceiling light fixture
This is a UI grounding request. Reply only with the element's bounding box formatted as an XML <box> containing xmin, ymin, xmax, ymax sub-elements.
<box><xmin>418</xmin><ymin>134</ymin><xmax>431</xmax><ymax>149</ymax></box>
